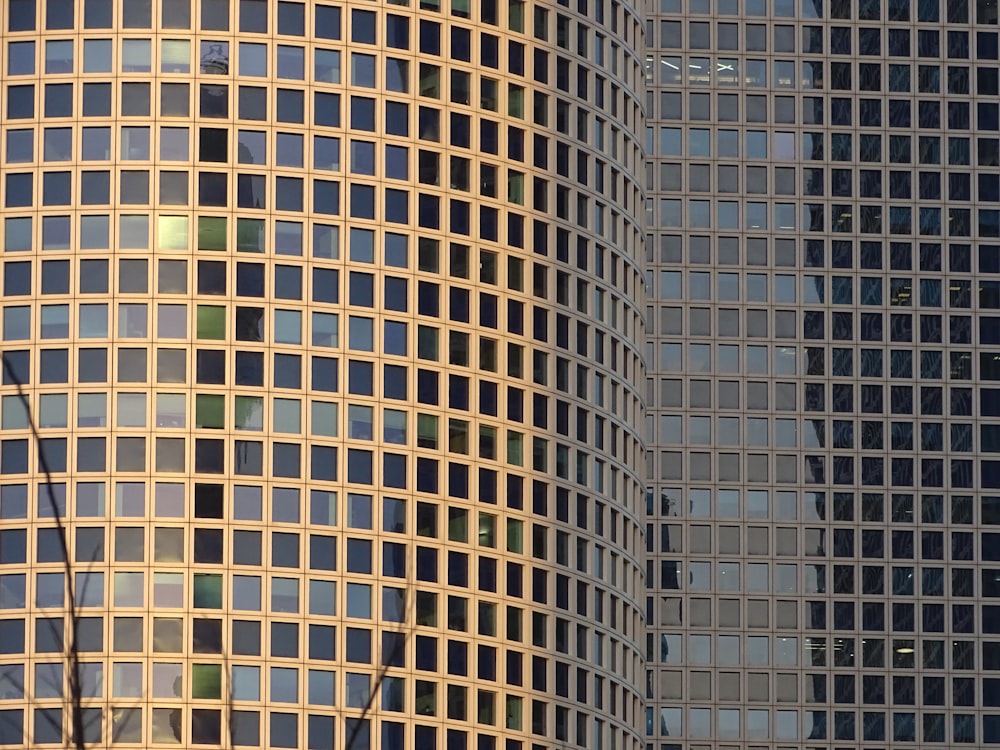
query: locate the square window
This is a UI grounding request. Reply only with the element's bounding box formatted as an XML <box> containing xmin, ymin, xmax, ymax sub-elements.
<box><xmin>240</xmin><ymin>0</ymin><xmax>267</xmax><ymax>32</ymax></box>
<box><xmin>201</xmin><ymin>0</ymin><xmax>229</xmax><ymax>30</ymax></box>
<box><xmin>200</xmin><ymin>84</ymin><xmax>229</xmax><ymax>118</ymax></box>
<box><xmin>238</xmin><ymin>86</ymin><xmax>267</xmax><ymax>120</ymax></box>
<box><xmin>274</xmin><ymin>354</ymin><xmax>302</xmax><ymax>388</ymax></box>
<box><xmin>278</xmin><ymin>1</ymin><xmax>305</xmax><ymax>35</ymax></box>
<box><xmin>44</xmin><ymin>84</ymin><xmax>73</xmax><ymax>118</ymax></box>
<box><xmin>161</xmin><ymin>83</ymin><xmax>191</xmax><ymax>117</ymax></box>
<box><xmin>6</xmin><ymin>85</ymin><xmax>35</xmax><ymax>120</ymax></box>
<box><xmin>121</xmin><ymin>82</ymin><xmax>151</xmax><ymax>117</ymax></box>
<box><xmin>276</xmin><ymin>177</ymin><xmax>304</xmax><ymax>211</ymax></box>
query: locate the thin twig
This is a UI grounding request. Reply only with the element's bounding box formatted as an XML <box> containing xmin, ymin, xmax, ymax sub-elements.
<box><xmin>344</xmin><ymin>582</ymin><xmax>415</xmax><ymax>750</ymax></box>
<box><xmin>1</xmin><ymin>358</ymin><xmax>84</xmax><ymax>750</ymax></box>
<box><xmin>224</xmin><ymin>646</ymin><xmax>234</xmax><ymax>750</ymax></box>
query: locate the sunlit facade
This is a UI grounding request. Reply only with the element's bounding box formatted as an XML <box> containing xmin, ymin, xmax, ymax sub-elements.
<box><xmin>0</xmin><ymin>0</ymin><xmax>647</xmax><ymax>748</ymax></box>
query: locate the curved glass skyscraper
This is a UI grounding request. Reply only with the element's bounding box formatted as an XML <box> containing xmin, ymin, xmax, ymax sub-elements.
<box><xmin>0</xmin><ymin>0</ymin><xmax>646</xmax><ymax>749</ymax></box>
<box><xmin>13</xmin><ymin>0</ymin><xmax>1000</xmax><ymax>747</ymax></box>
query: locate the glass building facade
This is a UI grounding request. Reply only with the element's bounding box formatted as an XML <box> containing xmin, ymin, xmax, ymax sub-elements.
<box><xmin>645</xmin><ymin>0</ymin><xmax>1000</xmax><ymax>746</ymax></box>
<box><xmin>0</xmin><ymin>0</ymin><xmax>646</xmax><ymax>748</ymax></box>
<box><xmin>6</xmin><ymin>0</ymin><xmax>1000</xmax><ymax>748</ymax></box>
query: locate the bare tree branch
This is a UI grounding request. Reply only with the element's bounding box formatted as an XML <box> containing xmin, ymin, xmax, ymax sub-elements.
<box><xmin>224</xmin><ymin>647</ymin><xmax>234</xmax><ymax>750</ymax></box>
<box><xmin>344</xmin><ymin>580</ymin><xmax>415</xmax><ymax>750</ymax></box>
<box><xmin>1</xmin><ymin>358</ymin><xmax>84</xmax><ymax>750</ymax></box>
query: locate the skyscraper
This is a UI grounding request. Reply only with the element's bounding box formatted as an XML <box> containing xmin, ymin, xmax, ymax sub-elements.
<box><xmin>646</xmin><ymin>0</ymin><xmax>1000</xmax><ymax>746</ymax></box>
<box><xmin>0</xmin><ymin>0</ymin><xmax>647</xmax><ymax>749</ymax></box>
<box><xmin>7</xmin><ymin>0</ymin><xmax>1000</xmax><ymax>748</ymax></box>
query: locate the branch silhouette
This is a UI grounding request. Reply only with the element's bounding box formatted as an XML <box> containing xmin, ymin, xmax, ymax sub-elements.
<box><xmin>1</xmin><ymin>358</ymin><xmax>84</xmax><ymax>750</ymax></box>
<box><xmin>343</xmin><ymin>614</ymin><xmax>409</xmax><ymax>750</ymax></box>
<box><xmin>3</xmin><ymin>355</ymin><xmax>418</xmax><ymax>750</ymax></box>
<box><xmin>215</xmin><ymin>542</ymin><xmax>415</xmax><ymax>749</ymax></box>
<box><xmin>334</xmin><ymin>577</ymin><xmax>414</xmax><ymax>750</ymax></box>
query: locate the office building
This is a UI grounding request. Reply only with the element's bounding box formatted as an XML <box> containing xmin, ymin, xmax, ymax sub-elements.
<box><xmin>645</xmin><ymin>0</ymin><xmax>1000</xmax><ymax>746</ymax></box>
<box><xmin>6</xmin><ymin>0</ymin><xmax>1000</xmax><ymax>748</ymax></box>
<box><xmin>0</xmin><ymin>0</ymin><xmax>647</xmax><ymax>748</ymax></box>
